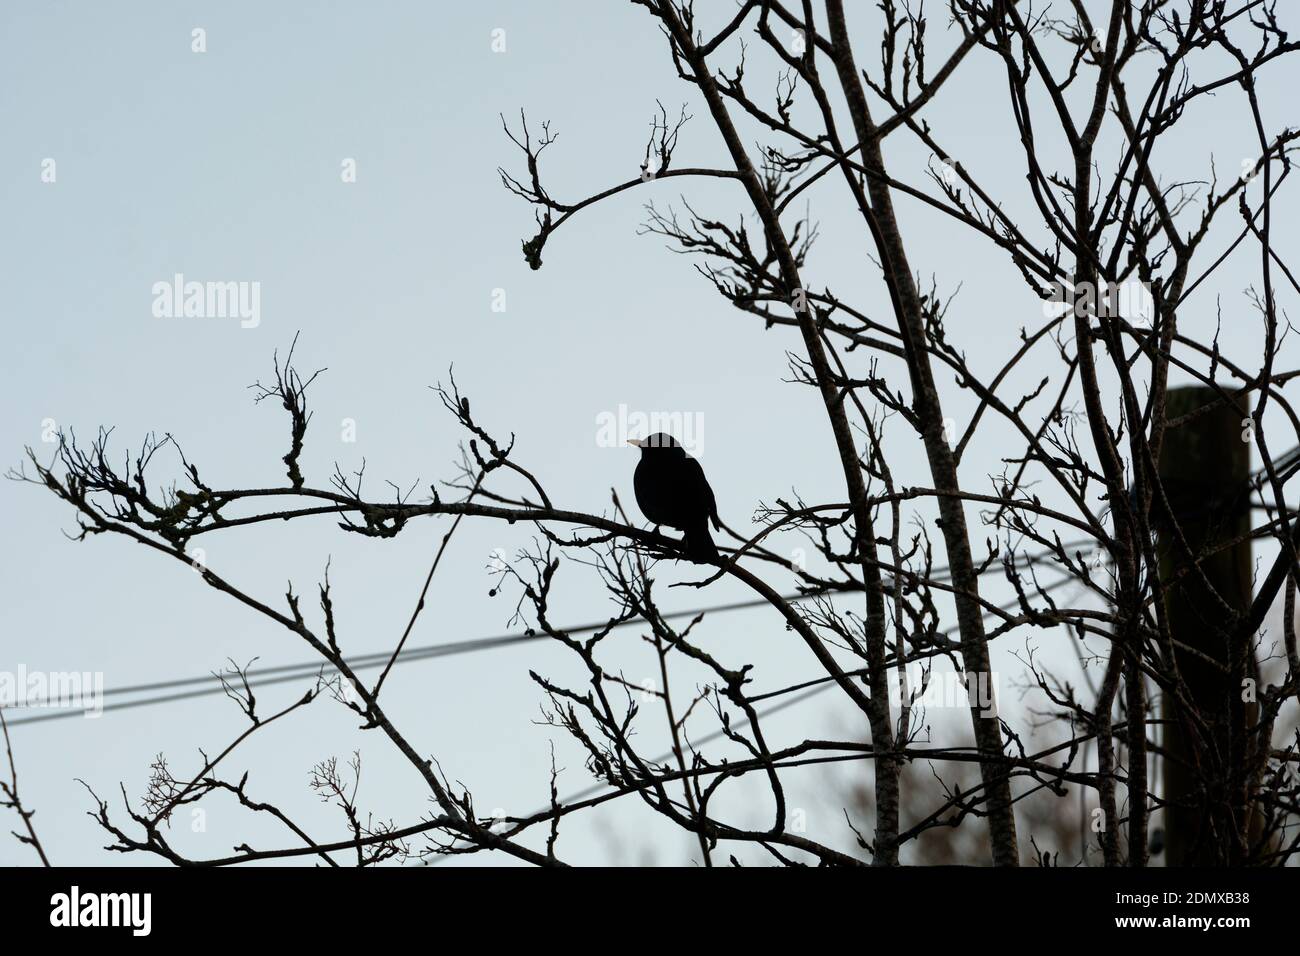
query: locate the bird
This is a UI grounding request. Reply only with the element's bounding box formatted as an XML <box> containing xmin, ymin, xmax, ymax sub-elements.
<box><xmin>628</xmin><ymin>433</ymin><xmax>720</xmax><ymax>563</ymax></box>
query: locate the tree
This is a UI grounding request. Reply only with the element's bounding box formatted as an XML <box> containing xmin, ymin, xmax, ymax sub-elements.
<box><xmin>13</xmin><ymin>0</ymin><xmax>1300</xmax><ymax>866</ymax></box>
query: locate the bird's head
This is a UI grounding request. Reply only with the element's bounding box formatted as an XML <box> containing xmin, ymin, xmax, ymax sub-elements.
<box><xmin>628</xmin><ymin>433</ymin><xmax>686</xmax><ymax>458</ymax></box>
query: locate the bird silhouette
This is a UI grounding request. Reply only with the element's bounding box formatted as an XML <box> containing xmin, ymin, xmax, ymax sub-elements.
<box><xmin>628</xmin><ymin>432</ymin><xmax>720</xmax><ymax>563</ymax></box>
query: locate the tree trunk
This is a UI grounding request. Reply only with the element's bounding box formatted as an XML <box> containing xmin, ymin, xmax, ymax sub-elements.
<box><xmin>823</xmin><ymin>0</ymin><xmax>1019</xmax><ymax>866</ymax></box>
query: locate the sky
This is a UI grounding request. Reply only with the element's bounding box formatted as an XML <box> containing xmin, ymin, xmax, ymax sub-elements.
<box><xmin>1</xmin><ymin>1</ymin><xmax>1297</xmax><ymax>867</ymax></box>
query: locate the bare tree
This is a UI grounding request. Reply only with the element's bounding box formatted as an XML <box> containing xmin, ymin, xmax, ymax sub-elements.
<box><xmin>2</xmin><ymin>710</ymin><xmax>50</xmax><ymax>866</ymax></box>
<box><xmin>12</xmin><ymin>0</ymin><xmax>1300</xmax><ymax>866</ymax></box>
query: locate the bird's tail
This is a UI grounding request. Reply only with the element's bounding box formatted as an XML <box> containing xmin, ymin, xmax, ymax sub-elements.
<box><xmin>685</xmin><ymin>522</ymin><xmax>720</xmax><ymax>564</ymax></box>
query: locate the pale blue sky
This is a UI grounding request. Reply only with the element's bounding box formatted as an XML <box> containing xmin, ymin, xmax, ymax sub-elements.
<box><xmin>2</xmin><ymin>1</ymin><xmax>1296</xmax><ymax>866</ymax></box>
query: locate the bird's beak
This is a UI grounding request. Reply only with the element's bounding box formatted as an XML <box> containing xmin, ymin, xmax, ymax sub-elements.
<box><xmin>627</xmin><ymin>438</ymin><xmax>644</xmax><ymax>448</ymax></box>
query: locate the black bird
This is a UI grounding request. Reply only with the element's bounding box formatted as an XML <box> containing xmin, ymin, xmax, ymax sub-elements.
<box><xmin>628</xmin><ymin>433</ymin><xmax>720</xmax><ymax>563</ymax></box>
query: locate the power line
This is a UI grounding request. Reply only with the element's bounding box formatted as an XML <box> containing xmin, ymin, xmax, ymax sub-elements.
<box><xmin>82</xmin><ymin>595</ymin><xmax>802</xmax><ymax>701</ymax></box>
<box><xmin>3</xmin><ymin>540</ymin><xmax>1088</xmax><ymax>728</ymax></box>
<box><xmin>1</xmin><ymin>594</ymin><xmax>815</xmax><ymax>727</ymax></box>
<box><xmin>1251</xmin><ymin>443</ymin><xmax>1300</xmax><ymax>490</ymax></box>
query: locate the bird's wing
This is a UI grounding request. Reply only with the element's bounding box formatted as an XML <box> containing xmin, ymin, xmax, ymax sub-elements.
<box><xmin>684</xmin><ymin>457</ymin><xmax>720</xmax><ymax>530</ymax></box>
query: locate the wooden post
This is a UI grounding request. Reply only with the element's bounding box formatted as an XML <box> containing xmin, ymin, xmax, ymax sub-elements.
<box><xmin>1157</xmin><ymin>386</ymin><xmax>1253</xmax><ymax>865</ymax></box>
